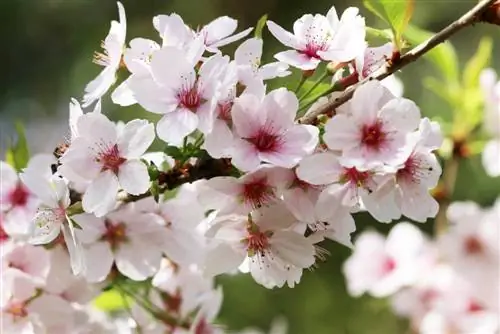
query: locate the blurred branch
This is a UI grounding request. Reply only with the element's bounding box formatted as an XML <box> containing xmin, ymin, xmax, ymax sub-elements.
<box><xmin>298</xmin><ymin>0</ymin><xmax>497</xmax><ymax>124</ymax></box>
<box><xmin>434</xmin><ymin>155</ymin><xmax>460</xmax><ymax>236</ymax></box>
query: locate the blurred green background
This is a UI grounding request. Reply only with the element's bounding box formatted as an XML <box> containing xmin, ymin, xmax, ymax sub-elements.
<box><xmin>1</xmin><ymin>0</ymin><xmax>499</xmax><ymax>333</ymax></box>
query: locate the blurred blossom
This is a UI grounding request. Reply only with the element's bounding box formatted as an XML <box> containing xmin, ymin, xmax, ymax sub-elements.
<box><xmin>480</xmin><ymin>68</ymin><xmax>500</xmax><ymax>177</ymax></box>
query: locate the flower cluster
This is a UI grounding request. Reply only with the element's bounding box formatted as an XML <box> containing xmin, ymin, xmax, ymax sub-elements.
<box><xmin>7</xmin><ymin>1</ymin><xmax>493</xmax><ymax>332</ymax></box>
<box><xmin>343</xmin><ymin>200</ymin><xmax>500</xmax><ymax>333</ymax></box>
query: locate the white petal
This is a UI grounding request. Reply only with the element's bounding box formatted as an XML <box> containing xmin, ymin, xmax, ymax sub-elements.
<box><xmin>82</xmin><ymin>67</ymin><xmax>117</xmax><ymax>108</ymax></box>
<box><xmin>61</xmin><ymin>222</ymin><xmax>85</xmax><ymax>275</ymax></box>
<box><xmin>210</xmin><ymin>27</ymin><xmax>254</xmax><ymax>49</ymax></box>
<box><xmin>380</xmin><ymin>98</ymin><xmax>421</xmax><ymax>132</ymax></box>
<box><xmin>204</xmin><ymin>243</ymin><xmax>245</xmax><ymax>276</ymax></box>
<box><xmin>266</xmin><ymin>21</ymin><xmax>301</xmax><ymax>49</ymax></box>
<box><xmin>296</xmin><ymin>152</ymin><xmax>342</xmax><ymax>185</ymax></box>
<box><xmin>231</xmin><ymin>93</ymin><xmax>265</xmax><ymax>138</ymax></box>
<box><xmin>118</xmin><ymin>160</ymin><xmax>150</xmax><ymax>195</ymax></box>
<box><xmin>29</xmin><ymin>209</ymin><xmax>62</xmax><ymax>245</ymax></box>
<box><xmin>274</xmin><ymin>50</ymin><xmax>320</xmax><ymax>70</ymax></box>
<box><xmin>111</xmin><ymin>77</ymin><xmax>137</xmax><ymax>106</ymax></box>
<box><xmin>82</xmin><ymin>171</ymin><xmax>119</xmax><ymax>217</ymax></box>
<box><xmin>82</xmin><ymin>242</ymin><xmax>114</xmax><ymax>283</ymax></box>
<box><xmin>115</xmin><ymin>240</ymin><xmax>162</xmax><ymax>280</ymax></box>
<box><xmin>156</xmin><ymin>109</ymin><xmax>198</xmax><ymax>146</ymax></box>
<box><xmin>230</xmin><ymin>139</ymin><xmax>260</xmax><ymax>172</ymax></box>
<box><xmin>323</xmin><ymin>114</ymin><xmax>359</xmax><ymax>151</ymax></box>
<box><xmin>77</xmin><ymin>112</ymin><xmax>118</xmax><ymax>145</ymax></box>
<box><xmin>19</xmin><ymin>171</ymin><xmax>58</xmax><ymax>208</ymax></box>
<box><xmin>262</xmin><ymin>88</ymin><xmax>298</xmax><ymax>130</ymax></box>
<box><xmin>117</xmin><ymin>119</ymin><xmax>155</xmax><ymax>158</ymax></box>
<box><xmin>203</xmin><ymin>16</ymin><xmax>237</xmax><ymax>45</ymax></box>
<box><xmin>150</xmin><ymin>47</ymin><xmax>194</xmax><ymax>87</ymax></box>
<box><xmin>482</xmin><ymin>140</ymin><xmax>500</xmax><ymax>177</ymax></box>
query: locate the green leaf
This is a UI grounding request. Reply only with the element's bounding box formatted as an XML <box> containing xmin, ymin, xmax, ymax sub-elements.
<box><xmin>463</xmin><ymin>37</ymin><xmax>493</xmax><ymax>89</ymax></box>
<box><xmin>363</xmin><ymin>0</ymin><xmax>414</xmax><ymax>50</ymax></box>
<box><xmin>164</xmin><ymin>145</ymin><xmax>183</xmax><ymax>160</ymax></box>
<box><xmin>254</xmin><ymin>14</ymin><xmax>268</xmax><ymax>39</ymax></box>
<box><xmin>5</xmin><ymin>122</ymin><xmax>30</xmax><ymax>171</ymax></box>
<box><xmin>404</xmin><ymin>25</ymin><xmax>459</xmax><ymax>84</ymax></box>
<box><xmin>93</xmin><ymin>289</ymin><xmax>131</xmax><ymax>311</ymax></box>
<box><xmin>365</xmin><ymin>26</ymin><xmax>393</xmax><ymax>43</ymax></box>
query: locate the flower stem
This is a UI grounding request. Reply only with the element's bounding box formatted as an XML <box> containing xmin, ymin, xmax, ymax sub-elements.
<box><xmin>294</xmin><ymin>74</ymin><xmax>307</xmax><ymax>94</ymax></box>
<box><xmin>299</xmin><ymin>72</ymin><xmax>329</xmax><ymax>102</ymax></box>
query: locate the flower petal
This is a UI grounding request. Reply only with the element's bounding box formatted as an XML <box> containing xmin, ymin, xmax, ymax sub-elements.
<box><xmin>118</xmin><ymin>160</ymin><xmax>150</xmax><ymax>195</ymax></box>
<box><xmin>82</xmin><ymin>171</ymin><xmax>119</xmax><ymax>217</ymax></box>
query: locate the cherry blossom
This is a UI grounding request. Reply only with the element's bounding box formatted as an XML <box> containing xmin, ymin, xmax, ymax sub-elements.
<box><xmin>204</xmin><ymin>202</ymin><xmax>316</xmax><ymax>288</ymax></box>
<box><xmin>59</xmin><ymin>113</ymin><xmax>154</xmax><ymax>217</ymax></box>
<box><xmin>296</xmin><ymin>151</ymin><xmax>401</xmax><ymax>223</ymax></box>
<box><xmin>82</xmin><ymin>1</ymin><xmax>126</xmax><ymax>108</ymax></box>
<box><xmin>479</xmin><ymin>68</ymin><xmax>500</xmax><ymax>177</ymax></box>
<box><xmin>343</xmin><ymin>222</ymin><xmax>433</xmax><ymax>297</ymax></box>
<box><xmin>198</xmin><ymin>165</ymin><xmax>293</xmax><ymax>215</ymax></box>
<box><xmin>324</xmin><ymin>80</ymin><xmax>420</xmax><ymax>170</ymax></box>
<box><xmin>129</xmin><ymin>44</ymin><xmax>224</xmax><ymax>145</ymax></box>
<box><xmin>19</xmin><ymin>169</ymin><xmax>84</xmax><ymax>275</ymax></box>
<box><xmin>267</xmin><ymin>6</ymin><xmax>365</xmax><ymax>70</ymax></box>
<box><xmin>73</xmin><ymin>206</ymin><xmax>166</xmax><ymax>282</ymax></box>
<box><xmin>0</xmin><ymin>162</ymin><xmax>38</xmax><ymax>239</ymax></box>
<box><xmin>111</xmin><ymin>38</ymin><xmax>160</xmax><ymax>106</ymax></box>
<box><xmin>230</xmin><ymin>88</ymin><xmax>319</xmax><ymax>171</ymax></box>
<box><xmin>134</xmin><ymin>182</ymin><xmax>207</xmax><ymax>265</ymax></box>
<box><xmin>197</xmin><ymin>16</ymin><xmax>253</xmax><ymax>52</ymax></box>
<box><xmin>235</xmin><ymin>37</ymin><xmax>290</xmax><ymax>87</ymax></box>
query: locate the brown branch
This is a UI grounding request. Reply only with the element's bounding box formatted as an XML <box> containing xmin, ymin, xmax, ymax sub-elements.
<box><xmin>298</xmin><ymin>0</ymin><xmax>497</xmax><ymax>125</ymax></box>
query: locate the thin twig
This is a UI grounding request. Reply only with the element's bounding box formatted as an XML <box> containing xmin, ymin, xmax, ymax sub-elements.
<box><xmin>298</xmin><ymin>0</ymin><xmax>497</xmax><ymax>124</ymax></box>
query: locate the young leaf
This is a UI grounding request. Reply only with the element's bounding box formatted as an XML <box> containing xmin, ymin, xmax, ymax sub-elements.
<box><xmin>5</xmin><ymin>122</ymin><xmax>30</xmax><ymax>171</ymax></box>
<box><xmin>93</xmin><ymin>289</ymin><xmax>131</xmax><ymax>311</ymax></box>
<box><xmin>254</xmin><ymin>14</ymin><xmax>268</xmax><ymax>39</ymax></box>
<box><xmin>363</xmin><ymin>0</ymin><xmax>414</xmax><ymax>50</ymax></box>
<box><xmin>463</xmin><ymin>37</ymin><xmax>493</xmax><ymax>89</ymax></box>
<box><xmin>404</xmin><ymin>25</ymin><xmax>459</xmax><ymax>84</ymax></box>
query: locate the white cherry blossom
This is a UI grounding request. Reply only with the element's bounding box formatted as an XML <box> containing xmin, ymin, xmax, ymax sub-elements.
<box><xmin>235</xmin><ymin>37</ymin><xmax>290</xmax><ymax>87</ymax></box>
<box><xmin>479</xmin><ymin>68</ymin><xmax>500</xmax><ymax>177</ymax></box>
<box><xmin>82</xmin><ymin>1</ymin><xmax>126</xmax><ymax>107</ymax></box>
<box><xmin>296</xmin><ymin>151</ymin><xmax>400</xmax><ymax>223</ymax></box>
<box><xmin>267</xmin><ymin>6</ymin><xmax>365</xmax><ymax>70</ymax></box>
<box><xmin>230</xmin><ymin>88</ymin><xmax>319</xmax><ymax>171</ymax></box>
<box><xmin>343</xmin><ymin>222</ymin><xmax>432</xmax><ymax>297</ymax></box>
<box><xmin>19</xmin><ymin>169</ymin><xmax>85</xmax><ymax>275</ymax></box>
<box><xmin>59</xmin><ymin>113</ymin><xmax>154</xmax><ymax>217</ymax></box>
<box><xmin>204</xmin><ymin>202</ymin><xmax>316</xmax><ymax>288</ymax></box>
<box><xmin>73</xmin><ymin>206</ymin><xmax>166</xmax><ymax>282</ymax></box>
<box><xmin>324</xmin><ymin>80</ymin><xmax>420</xmax><ymax>170</ymax></box>
<box><xmin>197</xmin><ymin>16</ymin><xmax>253</xmax><ymax>52</ymax></box>
<box><xmin>129</xmin><ymin>44</ymin><xmax>224</xmax><ymax>145</ymax></box>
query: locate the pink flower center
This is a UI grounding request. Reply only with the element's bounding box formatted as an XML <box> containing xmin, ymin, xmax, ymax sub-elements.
<box><xmin>178</xmin><ymin>86</ymin><xmax>202</xmax><ymax>111</ymax></box>
<box><xmin>341</xmin><ymin>167</ymin><xmax>371</xmax><ymax>188</ymax></box>
<box><xmin>194</xmin><ymin>317</ymin><xmax>214</xmax><ymax>334</ymax></box>
<box><xmin>247</xmin><ymin>127</ymin><xmax>283</xmax><ymax>153</ymax></box>
<box><xmin>102</xmin><ymin>220</ymin><xmax>127</xmax><ymax>250</ymax></box>
<box><xmin>241</xmin><ymin>177</ymin><xmax>275</xmax><ymax>208</ymax></box>
<box><xmin>6</xmin><ymin>301</ymin><xmax>27</xmax><ymax>318</ymax></box>
<box><xmin>245</xmin><ymin>229</ymin><xmax>270</xmax><ymax>255</ymax></box>
<box><xmin>467</xmin><ymin>300</ymin><xmax>484</xmax><ymax>313</ymax></box>
<box><xmin>382</xmin><ymin>257</ymin><xmax>396</xmax><ymax>275</ymax></box>
<box><xmin>97</xmin><ymin>144</ymin><xmax>125</xmax><ymax>174</ymax></box>
<box><xmin>8</xmin><ymin>183</ymin><xmax>30</xmax><ymax>207</ymax></box>
<box><xmin>420</xmin><ymin>289</ymin><xmax>439</xmax><ymax>309</ymax></box>
<box><xmin>464</xmin><ymin>236</ymin><xmax>483</xmax><ymax>255</ymax></box>
<box><xmin>0</xmin><ymin>222</ymin><xmax>9</xmax><ymax>243</ymax></box>
<box><xmin>217</xmin><ymin>102</ymin><xmax>233</xmax><ymax>123</ymax></box>
<box><xmin>361</xmin><ymin>121</ymin><xmax>387</xmax><ymax>150</ymax></box>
